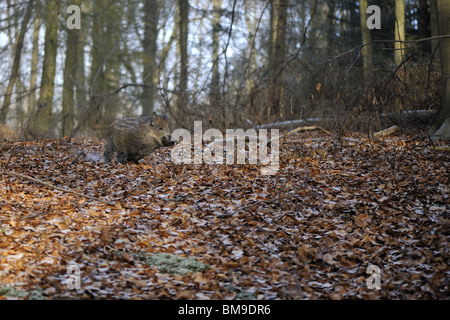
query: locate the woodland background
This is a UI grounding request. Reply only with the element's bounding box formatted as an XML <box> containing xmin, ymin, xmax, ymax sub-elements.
<box><xmin>0</xmin><ymin>0</ymin><xmax>449</xmax><ymax>139</ymax></box>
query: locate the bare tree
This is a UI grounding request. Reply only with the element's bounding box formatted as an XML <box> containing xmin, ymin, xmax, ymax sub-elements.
<box><xmin>394</xmin><ymin>0</ymin><xmax>405</xmax><ymax>66</ymax></box>
<box><xmin>142</xmin><ymin>0</ymin><xmax>160</xmax><ymax>115</ymax></box>
<box><xmin>430</xmin><ymin>0</ymin><xmax>450</xmax><ymax>140</ymax></box>
<box><xmin>32</xmin><ymin>0</ymin><xmax>59</xmax><ymax>135</ymax></box>
<box><xmin>178</xmin><ymin>0</ymin><xmax>189</xmax><ymax>96</ymax></box>
<box><xmin>27</xmin><ymin>1</ymin><xmax>41</xmax><ymax>118</ymax></box>
<box><xmin>210</xmin><ymin>0</ymin><xmax>222</xmax><ymax>103</ymax></box>
<box><xmin>360</xmin><ymin>0</ymin><xmax>373</xmax><ymax>79</ymax></box>
<box><xmin>1</xmin><ymin>0</ymin><xmax>34</xmax><ymax>123</ymax></box>
<box><xmin>62</xmin><ymin>0</ymin><xmax>81</xmax><ymax>136</ymax></box>
<box><xmin>269</xmin><ymin>0</ymin><xmax>288</xmax><ymax>119</ymax></box>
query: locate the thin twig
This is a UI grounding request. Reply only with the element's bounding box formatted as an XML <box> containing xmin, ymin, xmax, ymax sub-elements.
<box><xmin>91</xmin><ymin>83</ymin><xmax>152</xmax><ymax>98</ymax></box>
<box><xmin>376</xmin><ymin>53</ymin><xmax>413</xmax><ymax>99</ymax></box>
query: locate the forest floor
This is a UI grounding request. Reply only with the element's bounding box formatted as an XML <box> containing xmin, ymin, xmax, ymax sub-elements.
<box><xmin>0</xmin><ymin>129</ymin><xmax>448</xmax><ymax>300</ymax></box>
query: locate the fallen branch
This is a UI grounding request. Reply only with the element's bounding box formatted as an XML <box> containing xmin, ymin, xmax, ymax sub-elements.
<box><xmin>384</xmin><ymin>110</ymin><xmax>436</xmax><ymax>125</ymax></box>
<box><xmin>373</xmin><ymin>125</ymin><xmax>399</xmax><ymax>138</ymax></box>
<box><xmin>425</xmin><ymin>146</ymin><xmax>450</xmax><ymax>152</ymax></box>
<box><xmin>204</xmin><ymin>125</ymin><xmax>332</xmax><ymax>152</ymax></box>
<box><xmin>253</xmin><ymin>110</ymin><xmax>436</xmax><ymax>131</ymax></box>
<box><xmin>255</xmin><ymin>118</ymin><xmax>326</xmax><ymax>129</ymax></box>
<box><xmin>287</xmin><ymin>125</ymin><xmax>332</xmax><ymax>136</ymax></box>
<box><xmin>205</xmin><ymin>134</ymin><xmax>258</xmax><ymax>149</ymax></box>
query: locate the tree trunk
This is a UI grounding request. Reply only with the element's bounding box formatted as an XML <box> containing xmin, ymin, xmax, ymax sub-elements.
<box><xmin>273</xmin><ymin>0</ymin><xmax>287</xmax><ymax>80</ymax></box>
<box><xmin>268</xmin><ymin>0</ymin><xmax>277</xmax><ymax>73</ymax></box>
<box><xmin>89</xmin><ymin>0</ymin><xmax>106</xmax><ymax>95</ymax></box>
<box><xmin>104</xmin><ymin>2</ymin><xmax>121</xmax><ymax>95</ymax></box>
<box><xmin>178</xmin><ymin>0</ymin><xmax>188</xmax><ymax>95</ymax></box>
<box><xmin>88</xmin><ymin>0</ymin><xmax>123</xmax><ymax>126</ymax></box>
<box><xmin>394</xmin><ymin>0</ymin><xmax>405</xmax><ymax>112</ymax></box>
<box><xmin>244</xmin><ymin>0</ymin><xmax>258</xmax><ymax>85</ymax></box>
<box><xmin>326</xmin><ymin>1</ymin><xmax>336</xmax><ymax>56</ymax></box>
<box><xmin>62</xmin><ymin>0</ymin><xmax>81</xmax><ymax>136</ymax></box>
<box><xmin>33</xmin><ymin>0</ymin><xmax>59</xmax><ymax>136</ymax></box>
<box><xmin>394</xmin><ymin>0</ymin><xmax>405</xmax><ymax>66</ymax></box>
<box><xmin>175</xmin><ymin>0</ymin><xmax>189</xmax><ymax>122</ymax></box>
<box><xmin>417</xmin><ymin>0</ymin><xmax>430</xmax><ymax>55</ymax></box>
<box><xmin>359</xmin><ymin>0</ymin><xmax>373</xmax><ymax>79</ymax></box>
<box><xmin>210</xmin><ymin>0</ymin><xmax>222</xmax><ymax>103</ymax></box>
<box><xmin>430</xmin><ymin>0</ymin><xmax>440</xmax><ymax>61</ymax></box>
<box><xmin>142</xmin><ymin>0</ymin><xmax>160</xmax><ymax>115</ymax></box>
<box><xmin>28</xmin><ymin>1</ymin><xmax>41</xmax><ymax>117</ymax></box>
<box><xmin>430</xmin><ymin>0</ymin><xmax>450</xmax><ymax>140</ymax></box>
<box><xmin>75</xmin><ymin>14</ymin><xmax>87</xmax><ymax>118</ymax></box>
<box><xmin>1</xmin><ymin>0</ymin><xmax>34</xmax><ymax>123</ymax></box>
<box><xmin>269</xmin><ymin>0</ymin><xmax>287</xmax><ymax>119</ymax></box>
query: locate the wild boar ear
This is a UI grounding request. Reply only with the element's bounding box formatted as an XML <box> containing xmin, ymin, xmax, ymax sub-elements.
<box><xmin>161</xmin><ymin>114</ymin><xmax>169</xmax><ymax>121</ymax></box>
<box><xmin>150</xmin><ymin>112</ymin><xmax>158</xmax><ymax>126</ymax></box>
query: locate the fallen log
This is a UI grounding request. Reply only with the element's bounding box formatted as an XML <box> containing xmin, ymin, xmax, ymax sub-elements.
<box><xmin>250</xmin><ymin>110</ymin><xmax>437</xmax><ymax>131</ymax></box>
<box><xmin>373</xmin><ymin>125</ymin><xmax>399</xmax><ymax>138</ymax></box>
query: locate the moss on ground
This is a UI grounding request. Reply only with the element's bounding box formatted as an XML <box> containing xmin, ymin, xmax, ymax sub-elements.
<box><xmin>136</xmin><ymin>253</ymin><xmax>209</xmax><ymax>275</ymax></box>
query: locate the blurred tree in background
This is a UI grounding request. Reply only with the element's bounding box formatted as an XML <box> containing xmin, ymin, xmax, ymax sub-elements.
<box><xmin>0</xmin><ymin>0</ymin><xmax>448</xmax><ymax>139</ymax></box>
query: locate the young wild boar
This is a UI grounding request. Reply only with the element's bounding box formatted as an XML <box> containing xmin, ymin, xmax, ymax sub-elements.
<box><xmin>103</xmin><ymin>112</ymin><xmax>174</xmax><ymax>164</ymax></box>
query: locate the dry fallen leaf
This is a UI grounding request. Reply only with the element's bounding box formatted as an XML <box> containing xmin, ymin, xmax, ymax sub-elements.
<box><xmin>0</xmin><ymin>133</ymin><xmax>448</xmax><ymax>299</ymax></box>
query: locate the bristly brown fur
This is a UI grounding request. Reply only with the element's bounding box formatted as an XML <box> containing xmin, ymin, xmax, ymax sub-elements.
<box><xmin>103</xmin><ymin>112</ymin><xmax>173</xmax><ymax>164</ymax></box>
